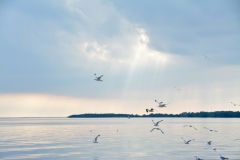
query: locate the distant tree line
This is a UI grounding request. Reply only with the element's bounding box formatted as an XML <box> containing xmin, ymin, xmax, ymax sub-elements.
<box><xmin>68</xmin><ymin>111</ymin><xmax>240</xmax><ymax>118</ymax></box>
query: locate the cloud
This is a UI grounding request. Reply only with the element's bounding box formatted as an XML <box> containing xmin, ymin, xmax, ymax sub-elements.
<box><xmin>0</xmin><ymin>1</ymin><xmax>239</xmax><ymax>116</ymax></box>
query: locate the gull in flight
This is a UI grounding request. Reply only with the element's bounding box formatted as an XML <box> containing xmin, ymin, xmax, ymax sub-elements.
<box><xmin>181</xmin><ymin>137</ymin><xmax>195</xmax><ymax>144</ymax></box>
<box><xmin>202</xmin><ymin>54</ymin><xmax>211</xmax><ymax>60</ymax></box>
<box><xmin>93</xmin><ymin>135</ymin><xmax>100</xmax><ymax>143</ymax></box>
<box><xmin>146</xmin><ymin>108</ymin><xmax>157</xmax><ymax>113</ymax></box>
<box><xmin>150</xmin><ymin>128</ymin><xmax>164</xmax><ymax>134</ymax></box>
<box><xmin>231</xmin><ymin>102</ymin><xmax>240</xmax><ymax>106</ymax></box>
<box><xmin>155</xmin><ymin>100</ymin><xmax>170</xmax><ymax>108</ymax></box>
<box><xmin>194</xmin><ymin>156</ymin><xmax>203</xmax><ymax>160</ymax></box>
<box><xmin>204</xmin><ymin>127</ymin><xmax>217</xmax><ymax>132</ymax></box>
<box><xmin>220</xmin><ymin>154</ymin><xmax>229</xmax><ymax>160</ymax></box>
<box><xmin>175</xmin><ymin>87</ymin><xmax>181</xmax><ymax>91</ymax></box>
<box><xmin>183</xmin><ymin>125</ymin><xmax>198</xmax><ymax>130</ymax></box>
<box><xmin>152</xmin><ymin>120</ymin><xmax>163</xmax><ymax>126</ymax></box>
<box><xmin>94</xmin><ymin>74</ymin><xmax>103</xmax><ymax>82</ymax></box>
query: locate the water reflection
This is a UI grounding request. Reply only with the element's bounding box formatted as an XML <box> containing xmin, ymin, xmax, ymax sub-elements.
<box><xmin>0</xmin><ymin>118</ymin><xmax>240</xmax><ymax>159</ymax></box>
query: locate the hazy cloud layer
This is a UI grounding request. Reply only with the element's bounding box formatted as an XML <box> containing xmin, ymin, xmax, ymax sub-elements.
<box><xmin>0</xmin><ymin>0</ymin><xmax>239</xmax><ymax>116</ymax></box>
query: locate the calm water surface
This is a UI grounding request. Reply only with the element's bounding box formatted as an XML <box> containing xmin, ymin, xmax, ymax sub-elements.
<box><xmin>0</xmin><ymin>118</ymin><xmax>240</xmax><ymax>160</ymax></box>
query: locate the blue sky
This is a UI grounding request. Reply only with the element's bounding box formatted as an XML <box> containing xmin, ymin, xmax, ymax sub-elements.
<box><xmin>0</xmin><ymin>0</ymin><xmax>239</xmax><ymax>117</ymax></box>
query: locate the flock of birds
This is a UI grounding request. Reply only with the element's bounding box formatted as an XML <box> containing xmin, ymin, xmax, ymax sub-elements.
<box><xmin>93</xmin><ymin>60</ymin><xmax>239</xmax><ymax>160</ymax></box>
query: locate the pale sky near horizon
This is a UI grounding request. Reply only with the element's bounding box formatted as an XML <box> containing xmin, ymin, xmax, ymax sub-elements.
<box><xmin>0</xmin><ymin>0</ymin><xmax>240</xmax><ymax>117</ymax></box>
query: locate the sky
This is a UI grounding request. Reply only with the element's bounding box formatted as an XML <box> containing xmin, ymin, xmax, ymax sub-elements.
<box><xmin>0</xmin><ymin>0</ymin><xmax>240</xmax><ymax>117</ymax></box>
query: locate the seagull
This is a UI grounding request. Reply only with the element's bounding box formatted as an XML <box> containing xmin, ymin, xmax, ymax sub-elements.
<box><xmin>220</xmin><ymin>154</ymin><xmax>229</xmax><ymax>160</ymax></box>
<box><xmin>202</xmin><ymin>54</ymin><xmax>211</xmax><ymax>60</ymax></box>
<box><xmin>183</xmin><ymin>125</ymin><xmax>198</xmax><ymax>130</ymax></box>
<box><xmin>94</xmin><ymin>74</ymin><xmax>103</xmax><ymax>82</ymax></box>
<box><xmin>204</xmin><ymin>127</ymin><xmax>217</xmax><ymax>132</ymax></box>
<box><xmin>231</xmin><ymin>102</ymin><xmax>240</xmax><ymax>106</ymax></box>
<box><xmin>181</xmin><ymin>137</ymin><xmax>195</xmax><ymax>144</ymax></box>
<box><xmin>146</xmin><ymin>108</ymin><xmax>155</xmax><ymax>113</ymax></box>
<box><xmin>150</xmin><ymin>128</ymin><xmax>164</xmax><ymax>134</ymax></box>
<box><xmin>152</xmin><ymin>120</ymin><xmax>163</xmax><ymax>126</ymax></box>
<box><xmin>93</xmin><ymin>135</ymin><xmax>100</xmax><ymax>143</ymax></box>
<box><xmin>155</xmin><ymin>100</ymin><xmax>170</xmax><ymax>108</ymax></box>
<box><xmin>207</xmin><ymin>141</ymin><xmax>212</xmax><ymax>145</ymax></box>
<box><xmin>194</xmin><ymin>156</ymin><xmax>203</xmax><ymax>160</ymax></box>
<box><xmin>175</xmin><ymin>87</ymin><xmax>181</xmax><ymax>91</ymax></box>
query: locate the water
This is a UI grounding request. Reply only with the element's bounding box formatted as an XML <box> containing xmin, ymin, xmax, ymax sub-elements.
<box><xmin>0</xmin><ymin>118</ymin><xmax>240</xmax><ymax>160</ymax></box>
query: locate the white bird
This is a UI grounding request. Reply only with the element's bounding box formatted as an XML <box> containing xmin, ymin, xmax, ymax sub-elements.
<box><xmin>150</xmin><ymin>128</ymin><xmax>164</xmax><ymax>134</ymax></box>
<box><xmin>175</xmin><ymin>87</ymin><xmax>181</xmax><ymax>90</ymax></box>
<box><xmin>181</xmin><ymin>137</ymin><xmax>195</xmax><ymax>144</ymax></box>
<box><xmin>220</xmin><ymin>154</ymin><xmax>229</xmax><ymax>160</ymax></box>
<box><xmin>194</xmin><ymin>156</ymin><xmax>203</xmax><ymax>160</ymax></box>
<box><xmin>93</xmin><ymin>135</ymin><xmax>100</xmax><ymax>143</ymax></box>
<box><xmin>183</xmin><ymin>125</ymin><xmax>197</xmax><ymax>130</ymax></box>
<box><xmin>94</xmin><ymin>74</ymin><xmax>103</xmax><ymax>82</ymax></box>
<box><xmin>231</xmin><ymin>102</ymin><xmax>240</xmax><ymax>106</ymax></box>
<box><xmin>152</xmin><ymin>120</ymin><xmax>163</xmax><ymax>126</ymax></box>
<box><xmin>155</xmin><ymin>100</ymin><xmax>170</xmax><ymax>108</ymax></box>
<box><xmin>204</xmin><ymin>127</ymin><xmax>217</xmax><ymax>132</ymax></box>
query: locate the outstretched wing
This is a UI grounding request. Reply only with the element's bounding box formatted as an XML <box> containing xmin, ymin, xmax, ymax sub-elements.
<box><xmin>192</xmin><ymin>126</ymin><xmax>198</xmax><ymax>130</ymax></box>
<box><xmin>156</xmin><ymin>120</ymin><xmax>163</xmax><ymax>125</ymax></box>
<box><xmin>97</xmin><ymin>75</ymin><xmax>103</xmax><ymax>80</ymax></box>
<box><xmin>150</xmin><ymin>128</ymin><xmax>157</xmax><ymax>132</ymax></box>
<box><xmin>159</xmin><ymin>128</ymin><xmax>164</xmax><ymax>134</ymax></box>
<box><xmin>187</xmin><ymin>139</ymin><xmax>195</xmax><ymax>143</ymax></box>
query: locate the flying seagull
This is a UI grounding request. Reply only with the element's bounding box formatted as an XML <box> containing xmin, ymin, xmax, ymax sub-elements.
<box><xmin>220</xmin><ymin>154</ymin><xmax>229</xmax><ymax>160</ymax></box>
<box><xmin>183</xmin><ymin>125</ymin><xmax>198</xmax><ymax>130</ymax></box>
<box><xmin>202</xmin><ymin>54</ymin><xmax>211</xmax><ymax>60</ymax></box>
<box><xmin>231</xmin><ymin>102</ymin><xmax>240</xmax><ymax>106</ymax></box>
<box><xmin>152</xmin><ymin>120</ymin><xmax>163</xmax><ymax>126</ymax></box>
<box><xmin>146</xmin><ymin>108</ymin><xmax>157</xmax><ymax>113</ymax></box>
<box><xmin>175</xmin><ymin>87</ymin><xmax>181</xmax><ymax>91</ymax></box>
<box><xmin>150</xmin><ymin>128</ymin><xmax>164</xmax><ymax>134</ymax></box>
<box><xmin>195</xmin><ymin>156</ymin><xmax>203</xmax><ymax>160</ymax></box>
<box><xmin>93</xmin><ymin>135</ymin><xmax>100</xmax><ymax>143</ymax></box>
<box><xmin>204</xmin><ymin>127</ymin><xmax>217</xmax><ymax>132</ymax></box>
<box><xmin>94</xmin><ymin>74</ymin><xmax>103</xmax><ymax>82</ymax></box>
<box><xmin>155</xmin><ymin>100</ymin><xmax>170</xmax><ymax>108</ymax></box>
<box><xmin>181</xmin><ymin>137</ymin><xmax>195</xmax><ymax>144</ymax></box>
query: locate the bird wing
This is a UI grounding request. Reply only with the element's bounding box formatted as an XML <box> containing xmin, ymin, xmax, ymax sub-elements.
<box><xmin>193</xmin><ymin>126</ymin><xmax>198</xmax><ymax>130</ymax></box>
<box><xmin>187</xmin><ymin>139</ymin><xmax>195</xmax><ymax>143</ymax></box>
<box><xmin>95</xmin><ymin>135</ymin><xmax>100</xmax><ymax>141</ymax></box>
<box><xmin>150</xmin><ymin>128</ymin><xmax>157</xmax><ymax>132</ymax></box>
<box><xmin>146</xmin><ymin>109</ymin><xmax>148</xmax><ymax>113</ymax></box>
<box><xmin>159</xmin><ymin>128</ymin><xmax>164</xmax><ymax>134</ymax></box>
<box><xmin>181</xmin><ymin>137</ymin><xmax>186</xmax><ymax>143</ymax></box>
<box><xmin>204</xmin><ymin>127</ymin><xmax>209</xmax><ymax>130</ymax></box>
<box><xmin>155</xmin><ymin>100</ymin><xmax>160</xmax><ymax>104</ymax></box>
<box><xmin>97</xmin><ymin>75</ymin><xmax>103</xmax><ymax>80</ymax></box>
<box><xmin>183</xmin><ymin>125</ymin><xmax>188</xmax><ymax>127</ymax></box>
<box><xmin>156</xmin><ymin>120</ymin><xmax>163</xmax><ymax>125</ymax></box>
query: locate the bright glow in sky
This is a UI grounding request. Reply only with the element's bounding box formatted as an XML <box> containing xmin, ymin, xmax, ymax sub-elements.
<box><xmin>0</xmin><ymin>0</ymin><xmax>240</xmax><ymax>117</ymax></box>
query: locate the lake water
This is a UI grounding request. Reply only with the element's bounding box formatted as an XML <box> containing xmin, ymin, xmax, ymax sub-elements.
<box><xmin>0</xmin><ymin>118</ymin><xmax>240</xmax><ymax>160</ymax></box>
